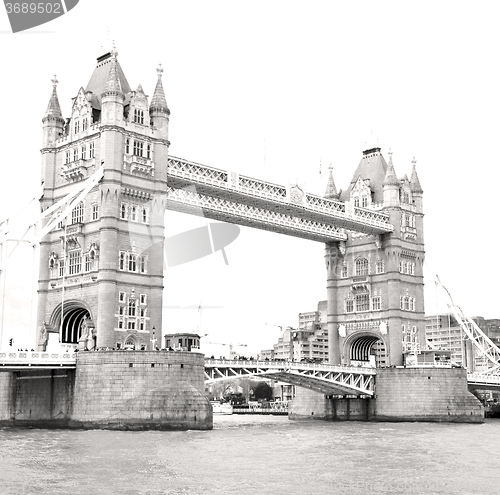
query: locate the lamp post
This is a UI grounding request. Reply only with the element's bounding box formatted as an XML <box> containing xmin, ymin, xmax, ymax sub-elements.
<box><xmin>150</xmin><ymin>326</ymin><xmax>157</xmax><ymax>350</ymax></box>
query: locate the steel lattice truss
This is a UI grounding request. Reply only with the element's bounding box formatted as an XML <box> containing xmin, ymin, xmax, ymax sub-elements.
<box><xmin>204</xmin><ymin>359</ymin><xmax>375</xmax><ymax>396</ymax></box>
<box><xmin>166</xmin><ymin>187</ymin><xmax>346</xmax><ymax>242</ymax></box>
<box><xmin>167</xmin><ymin>156</ymin><xmax>394</xmax><ymax>241</ymax></box>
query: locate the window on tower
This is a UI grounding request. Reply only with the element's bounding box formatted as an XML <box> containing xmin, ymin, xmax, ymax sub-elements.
<box><xmin>376</xmin><ymin>259</ymin><xmax>384</xmax><ymax>274</ymax></box>
<box><xmin>128</xmin><ymin>254</ymin><xmax>137</xmax><ymax>272</ymax></box>
<box><xmin>355</xmin><ymin>258</ymin><xmax>369</xmax><ymax>276</ymax></box>
<box><xmin>125</xmin><ymin>138</ymin><xmax>130</xmax><ymax>154</ymax></box>
<box><xmin>120</xmin><ymin>203</ymin><xmax>127</xmax><ymax>220</ymax></box>
<box><xmin>128</xmin><ymin>299</ymin><xmax>136</xmax><ymax>317</ymax></box>
<box><xmin>355</xmin><ymin>294</ymin><xmax>370</xmax><ymax>312</ymax></box>
<box><xmin>147</xmin><ymin>144</ymin><xmax>151</xmax><ymax>159</ymax></box>
<box><xmin>341</xmin><ymin>265</ymin><xmax>348</xmax><ymax>278</ymax></box>
<box><xmin>71</xmin><ymin>202</ymin><xmax>84</xmax><ymax>224</ymax></box>
<box><xmin>68</xmin><ymin>251</ymin><xmax>81</xmax><ymax>275</ymax></box>
<box><xmin>58</xmin><ymin>259</ymin><xmax>65</xmax><ymax>277</ymax></box>
<box><xmin>133</xmin><ymin>140</ymin><xmax>144</xmax><ymax>156</ymax></box>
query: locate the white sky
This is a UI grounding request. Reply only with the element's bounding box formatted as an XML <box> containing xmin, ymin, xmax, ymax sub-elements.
<box><xmin>0</xmin><ymin>1</ymin><xmax>499</xmax><ymax>355</ymax></box>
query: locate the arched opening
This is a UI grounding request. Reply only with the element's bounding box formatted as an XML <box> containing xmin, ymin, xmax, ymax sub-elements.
<box><xmin>49</xmin><ymin>300</ymin><xmax>92</xmax><ymax>344</ymax></box>
<box><xmin>124</xmin><ymin>334</ymin><xmax>137</xmax><ymax>350</ymax></box>
<box><xmin>347</xmin><ymin>334</ymin><xmax>387</xmax><ymax>368</ymax></box>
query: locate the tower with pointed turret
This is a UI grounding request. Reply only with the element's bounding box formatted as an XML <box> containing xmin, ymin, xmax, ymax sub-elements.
<box><xmin>37</xmin><ymin>50</ymin><xmax>170</xmax><ymax>351</ymax></box>
<box><xmin>325</xmin><ymin>147</ymin><xmax>425</xmax><ymax>366</ymax></box>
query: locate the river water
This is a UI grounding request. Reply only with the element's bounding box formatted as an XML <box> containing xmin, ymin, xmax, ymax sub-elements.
<box><xmin>0</xmin><ymin>416</ymin><xmax>499</xmax><ymax>495</ymax></box>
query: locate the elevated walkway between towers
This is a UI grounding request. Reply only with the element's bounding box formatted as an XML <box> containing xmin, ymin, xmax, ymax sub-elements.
<box><xmin>166</xmin><ymin>156</ymin><xmax>394</xmax><ymax>242</ymax></box>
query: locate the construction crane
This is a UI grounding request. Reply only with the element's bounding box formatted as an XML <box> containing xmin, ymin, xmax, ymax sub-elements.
<box><xmin>435</xmin><ymin>274</ymin><xmax>500</xmax><ymax>374</ymax></box>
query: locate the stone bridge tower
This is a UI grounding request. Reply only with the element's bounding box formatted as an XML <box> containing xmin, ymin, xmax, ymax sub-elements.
<box><xmin>37</xmin><ymin>50</ymin><xmax>170</xmax><ymax>351</ymax></box>
<box><xmin>325</xmin><ymin>148</ymin><xmax>425</xmax><ymax>366</ymax></box>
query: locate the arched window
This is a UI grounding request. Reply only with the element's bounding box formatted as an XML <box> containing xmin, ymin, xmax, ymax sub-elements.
<box><xmin>128</xmin><ymin>299</ymin><xmax>136</xmax><ymax>317</ymax></box>
<box><xmin>362</xmin><ymin>195</ymin><xmax>368</xmax><ymax>207</ymax></box>
<box><xmin>125</xmin><ymin>138</ymin><xmax>130</xmax><ymax>154</ymax></box>
<box><xmin>354</xmin><ymin>197</ymin><xmax>360</xmax><ymax>207</ymax></box>
<box><xmin>71</xmin><ymin>202</ymin><xmax>84</xmax><ymax>224</ymax></box>
<box><xmin>355</xmin><ymin>258</ymin><xmax>368</xmax><ymax>276</ymax></box>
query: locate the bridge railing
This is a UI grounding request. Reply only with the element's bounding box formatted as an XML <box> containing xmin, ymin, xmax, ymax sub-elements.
<box><xmin>0</xmin><ymin>351</ymin><xmax>76</xmax><ymax>366</ymax></box>
<box><xmin>467</xmin><ymin>372</ymin><xmax>500</xmax><ymax>384</ymax></box>
<box><xmin>204</xmin><ymin>359</ymin><xmax>377</xmax><ymax>374</ymax></box>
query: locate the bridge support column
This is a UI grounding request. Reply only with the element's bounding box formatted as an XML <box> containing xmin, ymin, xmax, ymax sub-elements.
<box><xmin>326</xmin><ymin>243</ymin><xmax>341</xmax><ymax>364</ymax></box>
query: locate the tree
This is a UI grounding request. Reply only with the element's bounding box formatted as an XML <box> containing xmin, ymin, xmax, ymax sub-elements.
<box><xmin>253</xmin><ymin>381</ymin><xmax>273</xmax><ymax>401</ymax></box>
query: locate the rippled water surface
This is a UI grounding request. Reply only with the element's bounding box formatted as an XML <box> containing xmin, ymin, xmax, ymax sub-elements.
<box><xmin>0</xmin><ymin>416</ymin><xmax>499</xmax><ymax>495</ymax></box>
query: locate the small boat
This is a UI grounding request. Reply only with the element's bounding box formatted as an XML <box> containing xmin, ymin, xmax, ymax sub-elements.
<box><xmin>210</xmin><ymin>401</ymin><xmax>233</xmax><ymax>415</ymax></box>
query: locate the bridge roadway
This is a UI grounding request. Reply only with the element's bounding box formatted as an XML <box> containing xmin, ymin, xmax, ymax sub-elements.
<box><xmin>1</xmin><ymin>352</ymin><xmax>499</xmax><ymax>393</ymax></box>
<box><xmin>204</xmin><ymin>359</ymin><xmax>376</xmax><ymax>396</ymax></box>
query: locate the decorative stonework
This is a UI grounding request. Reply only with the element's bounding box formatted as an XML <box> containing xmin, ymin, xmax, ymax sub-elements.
<box><xmin>288</xmin><ymin>184</ymin><xmax>305</xmax><ymax>205</ymax></box>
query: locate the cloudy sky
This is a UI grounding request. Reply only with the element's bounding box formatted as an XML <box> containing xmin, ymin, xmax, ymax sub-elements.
<box><xmin>0</xmin><ymin>1</ymin><xmax>499</xmax><ymax>355</ymax></box>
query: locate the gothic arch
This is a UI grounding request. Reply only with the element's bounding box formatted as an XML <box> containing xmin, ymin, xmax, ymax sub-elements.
<box><xmin>343</xmin><ymin>330</ymin><xmax>388</xmax><ymax>367</ymax></box>
<box><xmin>49</xmin><ymin>299</ymin><xmax>93</xmax><ymax>344</ymax></box>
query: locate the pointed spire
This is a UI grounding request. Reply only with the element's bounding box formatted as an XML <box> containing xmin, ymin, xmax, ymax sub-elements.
<box><xmin>383</xmin><ymin>148</ymin><xmax>399</xmax><ymax>186</ymax></box>
<box><xmin>410</xmin><ymin>157</ymin><xmax>423</xmax><ymax>193</ymax></box>
<box><xmin>150</xmin><ymin>63</ymin><xmax>170</xmax><ymax>115</ymax></box>
<box><xmin>324</xmin><ymin>164</ymin><xmax>339</xmax><ymax>199</ymax></box>
<box><xmin>136</xmin><ymin>83</ymin><xmax>145</xmax><ymax>94</ymax></box>
<box><xmin>43</xmin><ymin>74</ymin><xmax>64</xmax><ymax>123</ymax></box>
<box><xmin>102</xmin><ymin>51</ymin><xmax>123</xmax><ymax>98</ymax></box>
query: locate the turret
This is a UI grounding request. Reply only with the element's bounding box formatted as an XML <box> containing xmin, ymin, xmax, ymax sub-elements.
<box><xmin>383</xmin><ymin>149</ymin><xmax>400</xmax><ymax>207</ymax></box>
<box><xmin>410</xmin><ymin>157</ymin><xmax>423</xmax><ymax>213</ymax></box>
<box><xmin>42</xmin><ymin>74</ymin><xmax>65</xmax><ymax>148</ymax></box>
<box><xmin>324</xmin><ymin>164</ymin><xmax>340</xmax><ymax>200</ymax></box>
<box><xmin>100</xmin><ymin>50</ymin><xmax>124</xmax><ymax>126</ymax></box>
<box><xmin>149</xmin><ymin>63</ymin><xmax>170</xmax><ymax>139</ymax></box>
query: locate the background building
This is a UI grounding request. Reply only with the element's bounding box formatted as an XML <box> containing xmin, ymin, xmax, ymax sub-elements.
<box><xmin>425</xmin><ymin>314</ymin><xmax>500</xmax><ymax>371</ymax></box>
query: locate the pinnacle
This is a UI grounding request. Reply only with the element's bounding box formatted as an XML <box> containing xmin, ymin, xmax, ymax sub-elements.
<box><xmin>150</xmin><ymin>63</ymin><xmax>169</xmax><ymax>115</ymax></box>
<box><xmin>383</xmin><ymin>149</ymin><xmax>399</xmax><ymax>186</ymax></box>
<box><xmin>102</xmin><ymin>55</ymin><xmax>123</xmax><ymax>97</ymax></box>
<box><xmin>324</xmin><ymin>165</ymin><xmax>339</xmax><ymax>199</ymax></box>
<box><xmin>43</xmin><ymin>74</ymin><xmax>64</xmax><ymax>123</ymax></box>
<box><xmin>410</xmin><ymin>157</ymin><xmax>423</xmax><ymax>193</ymax></box>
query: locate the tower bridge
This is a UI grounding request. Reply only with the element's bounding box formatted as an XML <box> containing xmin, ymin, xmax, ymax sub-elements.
<box><xmin>0</xmin><ymin>49</ymin><xmax>494</xmax><ymax>427</ymax></box>
<box><xmin>27</xmin><ymin>48</ymin><xmax>423</xmax><ymax>368</ymax></box>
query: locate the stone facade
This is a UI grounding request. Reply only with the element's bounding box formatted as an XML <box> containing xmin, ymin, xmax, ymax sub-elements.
<box><xmin>374</xmin><ymin>368</ymin><xmax>483</xmax><ymax>423</ymax></box>
<box><xmin>71</xmin><ymin>351</ymin><xmax>211</xmax><ymax>430</ymax></box>
<box><xmin>0</xmin><ymin>351</ymin><xmax>212</xmax><ymax>430</ymax></box>
<box><xmin>38</xmin><ymin>51</ymin><xmax>170</xmax><ymax>351</ymax></box>
<box><xmin>325</xmin><ymin>149</ymin><xmax>425</xmax><ymax>367</ymax></box>
<box><xmin>289</xmin><ymin>368</ymin><xmax>483</xmax><ymax>423</ymax></box>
